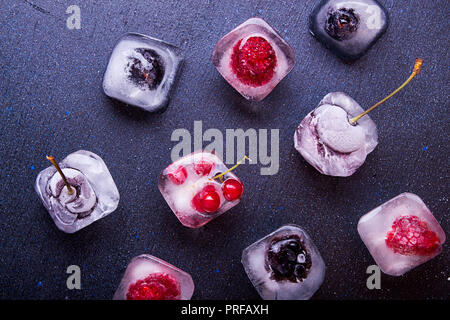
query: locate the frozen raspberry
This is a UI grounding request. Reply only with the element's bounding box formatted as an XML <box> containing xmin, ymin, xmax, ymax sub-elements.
<box><xmin>126</xmin><ymin>273</ymin><xmax>181</xmax><ymax>300</ymax></box>
<box><xmin>230</xmin><ymin>36</ymin><xmax>277</xmax><ymax>87</ymax></box>
<box><xmin>167</xmin><ymin>166</ymin><xmax>188</xmax><ymax>185</ymax></box>
<box><xmin>385</xmin><ymin>215</ymin><xmax>441</xmax><ymax>256</ymax></box>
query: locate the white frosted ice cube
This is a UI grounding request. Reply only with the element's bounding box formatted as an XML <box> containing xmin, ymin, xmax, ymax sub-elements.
<box><xmin>241</xmin><ymin>224</ymin><xmax>325</xmax><ymax>300</ymax></box>
<box><xmin>103</xmin><ymin>33</ymin><xmax>183</xmax><ymax>112</ymax></box>
<box><xmin>357</xmin><ymin>193</ymin><xmax>446</xmax><ymax>276</ymax></box>
<box><xmin>113</xmin><ymin>254</ymin><xmax>194</xmax><ymax>300</ymax></box>
<box><xmin>35</xmin><ymin>150</ymin><xmax>120</xmax><ymax>233</ymax></box>
<box><xmin>294</xmin><ymin>92</ymin><xmax>378</xmax><ymax>177</ymax></box>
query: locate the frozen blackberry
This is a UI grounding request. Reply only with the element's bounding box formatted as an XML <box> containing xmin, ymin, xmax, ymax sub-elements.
<box><xmin>127</xmin><ymin>48</ymin><xmax>165</xmax><ymax>90</ymax></box>
<box><xmin>266</xmin><ymin>235</ymin><xmax>312</xmax><ymax>282</ymax></box>
<box><xmin>325</xmin><ymin>8</ymin><xmax>359</xmax><ymax>41</ymax></box>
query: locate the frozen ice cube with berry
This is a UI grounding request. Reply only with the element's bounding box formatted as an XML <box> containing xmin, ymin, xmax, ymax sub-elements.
<box><xmin>103</xmin><ymin>33</ymin><xmax>183</xmax><ymax>112</ymax></box>
<box><xmin>294</xmin><ymin>92</ymin><xmax>378</xmax><ymax>177</ymax></box>
<box><xmin>309</xmin><ymin>0</ymin><xmax>389</xmax><ymax>61</ymax></box>
<box><xmin>34</xmin><ymin>150</ymin><xmax>120</xmax><ymax>233</ymax></box>
<box><xmin>158</xmin><ymin>151</ymin><xmax>244</xmax><ymax>228</ymax></box>
<box><xmin>241</xmin><ymin>225</ymin><xmax>325</xmax><ymax>300</ymax></box>
<box><xmin>212</xmin><ymin>17</ymin><xmax>295</xmax><ymax>101</ymax></box>
<box><xmin>357</xmin><ymin>193</ymin><xmax>446</xmax><ymax>276</ymax></box>
<box><xmin>113</xmin><ymin>254</ymin><xmax>194</xmax><ymax>300</ymax></box>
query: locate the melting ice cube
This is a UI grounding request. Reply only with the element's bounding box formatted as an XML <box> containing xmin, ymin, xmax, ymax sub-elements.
<box><xmin>35</xmin><ymin>150</ymin><xmax>120</xmax><ymax>233</ymax></box>
<box><xmin>113</xmin><ymin>254</ymin><xmax>194</xmax><ymax>300</ymax></box>
<box><xmin>357</xmin><ymin>193</ymin><xmax>446</xmax><ymax>276</ymax></box>
<box><xmin>158</xmin><ymin>151</ymin><xmax>244</xmax><ymax>228</ymax></box>
<box><xmin>309</xmin><ymin>0</ymin><xmax>389</xmax><ymax>61</ymax></box>
<box><xmin>294</xmin><ymin>92</ymin><xmax>378</xmax><ymax>177</ymax></box>
<box><xmin>241</xmin><ymin>225</ymin><xmax>325</xmax><ymax>300</ymax></box>
<box><xmin>212</xmin><ymin>17</ymin><xmax>295</xmax><ymax>101</ymax></box>
<box><xmin>103</xmin><ymin>33</ymin><xmax>183</xmax><ymax>112</ymax></box>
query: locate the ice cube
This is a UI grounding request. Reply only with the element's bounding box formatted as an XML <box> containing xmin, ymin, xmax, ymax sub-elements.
<box><xmin>35</xmin><ymin>150</ymin><xmax>120</xmax><ymax>233</ymax></box>
<box><xmin>309</xmin><ymin>0</ymin><xmax>389</xmax><ymax>61</ymax></box>
<box><xmin>158</xmin><ymin>151</ymin><xmax>244</xmax><ymax>228</ymax></box>
<box><xmin>241</xmin><ymin>224</ymin><xmax>325</xmax><ymax>300</ymax></box>
<box><xmin>113</xmin><ymin>254</ymin><xmax>194</xmax><ymax>300</ymax></box>
<box><xmin>212</xmin><ymin>17</ymin><xmax>295</xmax><ymax>101</ymax></box>
<box><xmin>103</xmin><ymin>33</ymin><xmax>183</xmax><ymax>112</ymax></box>
<box><xmin>357</xmin><ymin>193</ymin><xmax>446</xmax><ymax>276</ymax></box>
<box><xmin>294</xmin><ymin>92</ymin><xmax>378</xmax><ymax>177</ymax></box>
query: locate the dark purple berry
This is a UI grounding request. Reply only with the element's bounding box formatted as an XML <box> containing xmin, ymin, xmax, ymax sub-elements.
<box><xmin>325</xmin><ymin>8</ymin><xmax>359</xmax><ymax>41</ymax></box>
<box><xmin>127</xmin><ymin>48</ymin><xmax>165</xmax><ymax>90</ymax></box>
<box><xmin>266</xmin><ymin>235</ymin><xmax>311</xmax><ymax>282</ymax></box>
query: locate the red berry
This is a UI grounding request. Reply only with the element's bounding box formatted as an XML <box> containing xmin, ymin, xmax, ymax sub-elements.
<box><xmin>194</xmin><ymin>161</ymin><xmax>214</xmax><ymax>176</ymax></box>
<box><xmin>230</xmin><ymin>36</ymin><xmax>277</xmax><ymax>87</ymax></box>
<box><xmin>385</xmin><ymin>215</ymin><xmax>441</xmax><ymax>256</ymax></box>
<box><xmin>126</xmin><ymin>273</ymin><xmax>181</xmax><ymax>300</ymax></box>
<box><xmin>222</xmin><ymin>178</ymin><xmax>244</xmax><ymax>201</ymax></box>
<box><xmin>167</xmin><ymin>165</ymin><xmax>187</xmax><ymax>185</ymax></box>
<box><xmin>192</xmin><ymin>185</ymin><xmax>221</xmax><ymax>213</ymax></box>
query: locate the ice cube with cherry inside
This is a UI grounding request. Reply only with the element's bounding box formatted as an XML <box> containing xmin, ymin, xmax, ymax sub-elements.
<box><xmin>103</xmin><ymin>33</ymin><xmax>183</xmax><ymax>112</ymax></box>
<box><xmin>212</xmin><ymin>17</ymin><xmax>295</xmax><ymax>101</ymax></box>
<box><xmin>158</xmin><ymin>151</ymin><xmax>244</xmax><ymax>228</ymax></box>
<box><xmin>241</xmin><ymin>224</ymin><xmax>325</xmax><ymax>300</ymax></box>
<box><xmin>113</xmin><ymin>254</ymin><xmax>194</xmax><ymax>300</ymax></box>
<box><xmin>309</xmin><ymin>0</ymin><xmax>389</xmax><ymax>61</ymax></box>
<box><xmin>34</xmin><ymin>150</ymin><xmax>120</xmax><ymax>233</ymax></box>
<box><xmin>357</xmin><ymin>193</ymin><xmax>446</xmax><ymax>276</ymax></box>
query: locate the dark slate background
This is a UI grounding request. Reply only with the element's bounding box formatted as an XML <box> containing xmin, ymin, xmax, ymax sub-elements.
<box><xmin>0</xmin><ymin>0</ymin><xmax>448</xmax><ymax>300</ymax></box>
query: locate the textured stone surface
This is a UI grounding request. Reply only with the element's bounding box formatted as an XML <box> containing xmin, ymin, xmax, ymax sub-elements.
<box><xmin>0</xmin><ymin>0</ymin><xmax>448</xmax><ymax>299</ymax></box>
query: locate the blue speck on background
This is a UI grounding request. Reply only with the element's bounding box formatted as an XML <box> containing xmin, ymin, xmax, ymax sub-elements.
<box><xmin>37</xmin><ymin>281</ymin><xmax>42</xmax><ymax>287</ymax></box>
<box><xmin>216</xmin><ymin>268</ymin><xmax>220</xmax><ymax>273</ymax></box>
<box><xmin>423</xmin><ymin>146</ymin><xmax>428</xmax><ymax>151</ymax></box>
<box><xmin>65</xmin><ymin>111</ymin><xmax>70</xmax><ymax>115</ymax></box>
<box><xmin>30</xmin><ymin>165</ymin><xmax>35</xmax><ymax>170</ymax></box>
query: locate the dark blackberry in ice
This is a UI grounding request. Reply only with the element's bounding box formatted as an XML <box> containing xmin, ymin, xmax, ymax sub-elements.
<box><xmin>325</xmin><ymin>8</ymin><xmax>359</xmax><ymax>40</ymax></box>
<box><xmin>267</xmin><ymin>235</ymin><xmax>312</xmax><ymax>282</ymax></box>
<box><xmin>309</xmin><ymin>0</ymin><xmax>389</xmax><ymax>61</ymax></box>
<box><xmin>127</xmin><ymin>48</ymin><xmax>165</xmax><ymax>90</ymax></box>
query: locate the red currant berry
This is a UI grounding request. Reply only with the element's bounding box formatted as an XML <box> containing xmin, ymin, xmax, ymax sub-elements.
<box><xmin>192</xmin><ymin>185</ymin><xmax>221</xmax><ymax>213</ymax></box>
<box><xmin>194</xmin><ymin>160</ymin><xmax>214</xmax><ymax>176</ymax></box>
<box><xmin>167</xmin><ymin>165</ymin><xmax>187</xmax><ymax>185</ymax></box>
<box><xmin>222</xmin><ymin>178</ymin><xmax>244</xmax><ymax>201</ymax></box>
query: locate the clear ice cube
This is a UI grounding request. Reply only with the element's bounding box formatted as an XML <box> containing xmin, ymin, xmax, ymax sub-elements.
<box><xmin>309</xmin><ymin>0</ymin><xmax>389</xmax><ymax>61</ymax></box>
<box><xmin>35</xmin><ymin>150</ymin><xmax>120</xmax><ymax>233</ymax></box>
<box><xmin>357</xmin><ymin>193</ymin><xmax>446</xmax><ymax>276</ymax></box>
<box><xmin>241</xmin><ymin>224</ymin><xmax>325</xmax><ymax>300</ymax></box>
<box><xmin>113</xmin><ymin>254</ymin><xmax>194</xmax><ymax>300</ymax></box>
<box><xmin>158</xmin><ymin>151</ymin><xmax>244</xmax><ymax>228</ymax></box>
<box><xmin>294</xmin><ymin>92</ymin><xmax>378</xmax><ymax>177</ymax></box>
<box><xmin>103</xmin><ymin>33</ymin><xmax>183</xmax><ymax>112</ymax></box>
<box><xmin>212</xmin><ymin>17</ymin><xmax>295</xmax><ymax>101</ymax></box>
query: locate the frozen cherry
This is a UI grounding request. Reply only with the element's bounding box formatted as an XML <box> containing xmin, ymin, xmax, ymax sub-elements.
<box><xmin>266</xmin><ymin>235</ymin><xmax>311</xmax><ymax>282</ymax></box>
<box><xmin>385</xmin><ymin>215</ymin><xmax>441</xmax><ymax>256</ymax></box>
<box><xmin>325</xmin><ymin>8</ymin><xmax>359</xmax><ymax>41</ymax></box>
<box><xmin>167</xmin><ymin>166</ymin><xmax>187</xmax><ymax>185</ymax></box>
<box><xmin>128</xmin><ymin>48</ymin><xmax>165</xmax><ymax>90</ymax></box>
<box><xmin>230</xmin><ymin>36</ymin><xmax>277</xmax><ymax>87</ymax></box>
<box><xmin>126</xmin><ymin>273</ymin><xmax>181</xmax><ymax>300</ymax></box>
<box><xmin>222</xmin><ymin>178</ymin><xmax>244</xmax><ymax>201</ymax></box>
<box><xmin>194</xmin><ymin>161</ymin><xmax>214</xmax><ymax>176</ymax></box>
<box><xmin>192</xmin><ymin>185</ymin><xmax>221</xmax><ymax>214</ymax></box>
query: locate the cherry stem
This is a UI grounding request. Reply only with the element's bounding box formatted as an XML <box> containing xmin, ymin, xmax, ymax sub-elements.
<box><xmin>211</xmin><ymin>156</ymin><xmax>250</xmax><ymax>181</ymax></box>
<box><xmin>350</xmin><ymin>58</ymin><xmax>423</xmax><ymax>125</ymax></box>
<box><xmin>46</xmin><ymin>155</ymin><xmax>74</xmax><ymax>195</ymax></box>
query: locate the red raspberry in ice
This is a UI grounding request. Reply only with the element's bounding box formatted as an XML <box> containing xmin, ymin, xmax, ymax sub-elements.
<box><xmin>230</xmin><ymin>36</ymin><xmax>277</xmax><ymax>87</ymax></box>
<box><xmin>167</xmin><ymin>165</ymin><xmax>187</xmax><ymax>185</ymax></box>
<box><xmin>126</xmin><ymin>273</ymin><xmax>181</xmax><ymax>300</ymax></box>
<box><xmin>222</xmin><ymin>178</ymin><xmax>244</xmax><ymax>201</ymax></box>
<box><xmin>192</xmin><ymin>185</ymin><xmax>221</xmax><ymax>214</ymax></box>
<box><xmin>194</xmin><ymin>161</ymin><xmax>214</xmax><ymax>176</ymax></box>
<box><xmin>385</xmin><ymin>215</ymin><xmax>441</xmax><ymax>256</ymax></box>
